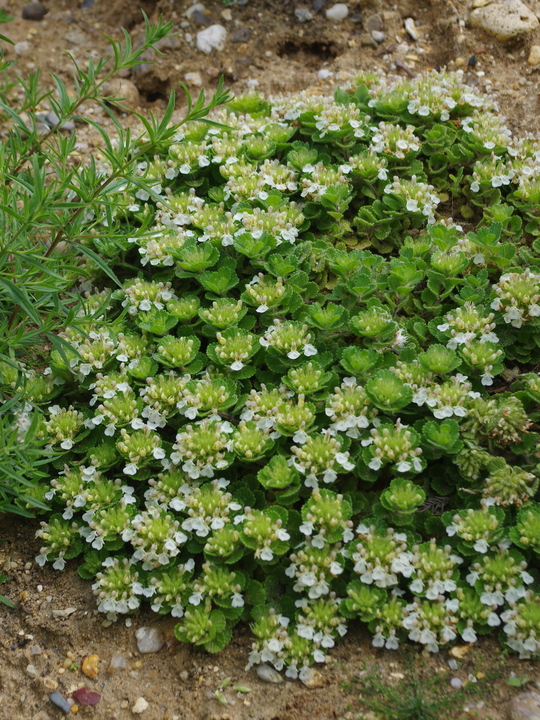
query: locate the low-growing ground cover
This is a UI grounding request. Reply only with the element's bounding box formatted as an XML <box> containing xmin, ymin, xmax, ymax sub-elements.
<box><xmin>2</xmin><ymin>27</ymin><xmax>540</xmax><ymax>684</ymax></box>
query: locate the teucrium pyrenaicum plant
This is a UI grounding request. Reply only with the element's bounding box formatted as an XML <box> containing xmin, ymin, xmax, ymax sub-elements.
<box><xmin>5</xmin><ymin>66</ymin><xmax>540</xmax><ymax>674</ymax></box>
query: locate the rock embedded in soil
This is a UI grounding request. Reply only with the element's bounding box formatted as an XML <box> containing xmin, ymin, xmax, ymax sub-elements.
<box><xmin>469</xmin><ymin>0</ymin><xmax>539</xmax><ymax>41</ymax></box>
<box><xmin>14</xmin><ymin>41</ymin><xmax>31</xmax><ymax>57</ymax></box>
<box><xmin>135</xmin><ymin>626</ymin><xmax>165</xmax><ymax>654</ymax></box>
<box><xmin>301</xmin><ymin>669</ymin><xmax>324</xmax><ymax>688</ymax></box>
<box><xmin>295</xmin><ymin>7</ymin><xmax>314</xmax><ymax>22</ymax></box>
<box><xmin>256</xmin><ymin>664</ymin><xmax>283</xmax><ymax>684</ymax></box>
<box><xmin>81</xmin><ymin>654</ymin><xmax>99</xmax><ymax>679</ymax></box>
<box><xmin>63</xmin><ymin>30</ymin><xmax>90</xmax><ymax>46</ymax></box>
<box><xmin>185</xmin><ymin>71</ymin><xmax>204</xmax><ymax>87</ymax></box>
<box><xmin>49</xmin><ymin>692</ymin><xmax>71</xmax><ymax>715</ymax></box>
<box><xmin>326</xmin><ymin>3</ymin><xmax>349</xmax><ymax>21</ymax></box>
<box><xmin>528</xmin><ymin>44</ymin><xmax>540</xmax><ymax>64</ymax></box>
<box><xmin>25</xmin><ymin>664</ymin><xmax>39</xmax><ymax>678</ymax></box>
<box><xmin>22</xmin><ymin>3</ymin><xmax>48</xmax><ymax>21</ymax></box>
<box><xmin>101</xmin><ymin>79</ymin><xmax>140</xmax><ymax>111</ymax></box>
<box><xmin>107</xmin><ymin>653</ymin><xmax>127</xmax><ymax>675</ymax></box>
<box><xmin>192</xmin><ymin>9</ymin><xmax>213</xmax><ymax>26</ymax></box>
<box><xmin>71</xmin><ymin>687</ymin><xmax>101</xmax><ymax>706</ymax></box>
<box><xmin>365</xmin><ymin>13</ymin><xmax>384</xmax><ymax>32</ymax></box>
<box><xmin>196</xmin><ymin>24</ymin><xmax>227</xmax><ymax>53</ymax></box>
<box><xmin>230</xmin><ymin>27</ymin><xmax>252</xmax><ymax>43</ymax></box>
<box><xmin>507</xmin><ymin>691</ymin><xmax>540</xmax><ymax>720</ymax></box>
<box><xmin>132</xmin><ymin>697</ymin><xmax>149</xmax><ymax>714</ymax></box>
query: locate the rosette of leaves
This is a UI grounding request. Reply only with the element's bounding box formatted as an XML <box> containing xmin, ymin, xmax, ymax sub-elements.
<box><xmin>378</xmin><ymin>478</ymin><xmax>426</xmax><ymax>526</ymax></box>
<box><xmin>240</xmin><ymin>506</ymin><xmax>291</xmax><ymax>562</ymax></box>
<box><xmin>340</xmin><ymin>582</ymin><xmax>387</xmax><ymax>622</ymax></box>
<box><xmin>509</xmin><ymin>504</ymin><xmax>540</xmax><ymax>556</ymax></box>
<box><xmin>420</xmin><ymin>419</ymin><xmax>463</xmax><ymax>459</ymax></box>
<box><xmin>365</xmin><ymin>371</ymin><xmax>413</xmax><ymax>413</ymax></box>
<box><xmin>339</xmin><ymin>347</ymin><xmax>380</xmax><ymax>377</ymax></box>
<box><xmin>301</xmin><ymin>488</ymin><xmax>353</xmax><ymax>543</ymax></box>
<box><xmin>256</xmin><ymin>455</ymin><xmax>301</xmax><ymax>505</ymax></box>
<box><xmin>174</xmin><ymin>602</ymin><xmax>233</xmax><ymax>653</ymax></box>
<box><xmin>443</xmin><ymin>504</ymin><xmax>506</xmax><ymax>556</ymax></box>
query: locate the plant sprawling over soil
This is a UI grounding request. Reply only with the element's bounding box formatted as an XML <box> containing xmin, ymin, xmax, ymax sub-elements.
<box><xmin>5</xmin><ymin>64</ymin><xmax>540</xmax><ymax>681</ymax></box>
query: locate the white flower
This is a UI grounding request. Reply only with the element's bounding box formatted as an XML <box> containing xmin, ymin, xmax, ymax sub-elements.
<box><xmin>52</xmin><ymin>556</ymin><xmax>66</xmax><ymax>571</ymax></box>
<box><xmin>461</xmin><ymin>627</ymin><xmax>477</xmax><ymax>643</ymax></box>
<box><xmin>368</xmin><ymin>456</ymin><xmax>382</xmax><ymax>471</ymax></box>
<box><xmin>473</xmin><ymin>539</ymin><xmax>489</xmax><ymax>553</ymax></box>
<box><xmin>260</xmin><ymin>547</ymin><xmax>274</xmax><ymax>561</ymax></box>
<box><xmin>304</xmin><ymin>344</ymin><xmax>318</xmax><ymax>357</ymax></box>
<box><xmin>231</xmin><ymin>592</ymin><xmax>244</xmax><ymax>608</ymax></box>
<box><xmin>124</xmin><ymin>463</ymin><xmax>138</xmax><ymax>476</ymax></box>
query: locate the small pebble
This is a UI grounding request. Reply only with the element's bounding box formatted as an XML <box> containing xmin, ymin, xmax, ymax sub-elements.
<box><xmin>71</xmin><ymin>688</ymin><xmax>101</xmax><ymax>706</ymax></box>
<box><xmin>107</xmin><ymin>653</ymin><xmax>127</xmax><ymax>675</ymax></box>
<box><xmin>528</xmin><ymin>45</ymin><xmax>540</xmax><ymax>66</ymax></box>
<box><xmin>63</xmin><ymin>30</ymin><xmax>90</xmax><ymax>46</ymax></box>
<box><xmin>101</xmin><ymin>79</ymin><xmax>140</xmax><ymax>111</ymax></box>
<box><xmin>448</xmin><ymin>659</ymin><xmax>458</xmax><ymax>670</ymax></box>
<box><xmin>42</xmin><ymin>677</ymin><xmax>59</xmax><ymax>691</ymax></box>
<box><xmin>318</xmin><ymin>68</ymin><xmax>333</xmax><ymax>79</ymax></box>
<box><xmin>365</xmin><ymin>13</ymin><xmax>384</xmax><ymax>31</ymax></box>
<box><xmin>81</xmin><ymin>654</ymin><xmax>99</xmax><ymax>680</ymax></box>
<box><xmin>22</xmin><ymin>3</ymin><xmax>48</xmax><ymax>21</ymax></box>
<box><xmin>185</xmin><ymin>3</ymin><xmax>206</xmax><ymax>18</ymax></box>
<box><xmin>451</xmin><ymin>677</ymin><xmax>463</xmax><ymax>689</ymax></box>
<box><xmin>371</xmin><ymin>30</ymin><xmax>385</xmax><ymax>43</ymax></box>
<box><xmin>52</xmin><ymin>607</ymin><xmax>76</xmax><ymax>618</ymax></box>
<box><xmin>49</xmin><ymin>691</ymin><xmax>71</xmax><ymax>715</ymax></box>
<box><xmin>326</xmin><ymin>3</ymin><xmax>349</xmax><ymax>21</ymax></box>
<box><xmin>256</xmin><ymin>664</ymin><xmax>283</xmax><ymax>684</ymax></box>
<box><xmin>301</xmin><ymin>669</ymin><xmax>324</xmax><ymax>688</ymax></box>
<box><xmin>230</xmin><ymin>27</ymin><xmax>252</xmax><ymax>42</ymax></box>
<box><xmin>26</xmin><ymin>664</ymin><xmax>39</xmax><ymax>678</ymax></box>
<box><xmin>14</xmin><ymin>41</ymin><xmax>31</xmax><ymax>56</ymax></box>
<box><xmin>191</xmin><ymin>9</ymin><xmax>213</xmax><ymax>26</ymax></box>
<box><xmin>135</xmin><ymin>627</ymin><xmax>165</xmax><ymax>654</ymax></box>
<box><xmin>221</xmin><ymin>8</ymin><xmax>232</xmax><ymax>20</ymax></box>
<box><xmin>295</xmin><ymin>7</ymin><xmax>313</xmax><ymax>22</ymax></box>
<box><xmin>196</xmin><ymin>24</ymin><xmax>227</xmax><ymax>53</ymax></box>
<box><xmin>185</xmin><ymin>71</ymin><xmax>204</xmax><ymax>87</ymax></box>
<box><xmin>132</xmin><ymin>697</ymin><xmax>149</xmax><ymax>714</ymax></box>
<box><xmin>404</xmin><ymin>17</ymin><xmax>419</xmax><ymax>41</ymax></box>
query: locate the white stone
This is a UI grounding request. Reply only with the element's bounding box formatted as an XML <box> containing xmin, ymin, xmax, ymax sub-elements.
<box><xmin>132</xmin><ymin>697</ymin><xmax>149</xmax><ymax>714</ymax></box>
<box><xmin>326</xmin><ymin>3</ymin><xmax>349</xmax><ymax>21</ymax></box>
<box><xmin>185</xmin><ymin>3</ymin><xmax>206</xmax><ymax>18</ymax></box>
<box><xmin>469</xmin><ymin>0</ymin><xmax>539</xmax><ymax>41</ymax></box>
<box><xmin>135</xmin><ymin>626</ymin><xmax>164</xmax><ymax>654</ymax></box>
<box><xmin>14</xmin><ymin>41</ymin><xmax>31</xmax><ymax>56</ymax></box>
<box><xmin>196</xmin><ymin>24</ymin><xmax>227</xmax><ymax>53</ymax></box>
<box><xmin>528</xmin><ymin>44</ymin><xmax>540</xmax><ymax>64</ymax></box>
<box><xmin>184</xmin><ymin>71</ymin><xmax>203</xmax><ymax>86</ymax></box>
<box><xmin>318</xmin><ymin>68</ymin><xmax>333</xmax><ymax>79</ymax></box>
<box><xmin>404</xmin><ymin>17</ymin><xmax>419</xmax><ymax>40</ymax></box>
<box><xmin>13</xmin><ymin>40</ymin><xmax>32</xmax><ymax>57</ymax></box>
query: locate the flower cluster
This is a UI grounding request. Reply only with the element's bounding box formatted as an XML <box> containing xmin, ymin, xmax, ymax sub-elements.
<box><xmin>17</xmin><ymin>70</ymin><xmax>540</xmax><ymax>675</ymax></box>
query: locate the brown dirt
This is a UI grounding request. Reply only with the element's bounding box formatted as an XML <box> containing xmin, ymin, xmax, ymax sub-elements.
<box><xmin>1</xmin><ymin>516</ymin><xmax>539</xmax><ymax>720</ymax></box>
<box><xmin>1</xmin><ymin>0</ymin><xmax>540</xmax><ymax>718</ymax></box>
